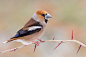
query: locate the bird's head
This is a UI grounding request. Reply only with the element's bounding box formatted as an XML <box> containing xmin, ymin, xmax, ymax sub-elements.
<box><xmin>32</xmin><ymin>10</ymin><xmax>52</xmax><ymax>23</ymax></box>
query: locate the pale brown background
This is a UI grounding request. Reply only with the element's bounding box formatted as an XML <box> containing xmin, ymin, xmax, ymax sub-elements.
<box><xmin>0</xmin><ymin>0</ymin><xmax>86</xmax><ymax>57</ymax></box>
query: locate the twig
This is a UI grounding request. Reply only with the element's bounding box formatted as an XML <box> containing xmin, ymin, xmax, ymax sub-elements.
<box><xmin>0</xmin><ymin>39</ymin><xmax>86</xmax><ymax>54</ymax></box>
<box><xmin>44</xmin><ymin>40</ymin><xmax>86</xmax><ymax>47</ymax></box>
<box><xmin>0</xmin><ymin>45</ymin><xmax>25</xmax><ymax>54</ymax></box>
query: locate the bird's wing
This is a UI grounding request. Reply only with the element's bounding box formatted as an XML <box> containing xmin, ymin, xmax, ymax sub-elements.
<box><xmin>12</xmin><ymin>26</ymin><xmax>42</xmax><ymax>38</ymax></box>
<box><xmin>11</xmin><ymin>18</ymin><xmax>43</xmax><ymax>39</ymax></box>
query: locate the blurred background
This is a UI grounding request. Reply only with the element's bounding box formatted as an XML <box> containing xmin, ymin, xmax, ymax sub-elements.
<box><xmin>0</xmin><ymin>0</ymin><xmax>86</xmax><ymax>57</ymax></box>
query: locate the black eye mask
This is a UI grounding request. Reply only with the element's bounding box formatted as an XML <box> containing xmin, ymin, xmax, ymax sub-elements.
<box><xmin>41</xmin><ymin>14</ymin><xmax>45</xmax><ymax>17</ymax></box>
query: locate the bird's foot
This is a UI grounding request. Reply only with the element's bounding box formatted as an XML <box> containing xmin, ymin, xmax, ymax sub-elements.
<box><xmin>32</xmin><ymin>41</ymin><xmax>40</xmax><ymax>46</ymax></box>
<box><xmin>38</xmin><ymin>39</ymin><xmax>45</xmax><ymax>42</ymax></box>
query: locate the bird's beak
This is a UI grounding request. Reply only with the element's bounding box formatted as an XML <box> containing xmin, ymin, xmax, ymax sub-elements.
<box><xmin>45</xmin><ymin>13</ymin><xmax>52</xmax><ymax>19</ymax></box>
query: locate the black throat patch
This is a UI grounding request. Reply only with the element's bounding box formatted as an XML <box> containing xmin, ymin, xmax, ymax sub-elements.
<box><xmin>45</xmin><ymin>19</ymin><xmax>48</xmax><ymax>23</ymax></box>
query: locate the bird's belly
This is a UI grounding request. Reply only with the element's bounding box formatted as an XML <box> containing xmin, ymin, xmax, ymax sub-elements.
<box><xmin>15</xmin><ymin>39</ymin><xmax>32</xmax><ymax>45</ymax></box>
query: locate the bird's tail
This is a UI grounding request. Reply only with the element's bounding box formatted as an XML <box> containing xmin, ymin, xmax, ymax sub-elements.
<box><xmin>3</xmin><ymin>38</ymin><xmax>17</xmax><ymax>43</ymax></box>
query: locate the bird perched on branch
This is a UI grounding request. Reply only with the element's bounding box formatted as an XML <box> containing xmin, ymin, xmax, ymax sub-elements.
<box><xmin>3</xmin><ymin>10</ymin><xmax>52</xmax><ymax>45</ymax></box>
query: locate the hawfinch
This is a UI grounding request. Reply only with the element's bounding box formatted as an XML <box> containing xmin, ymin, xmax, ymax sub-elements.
<box><xmin>3</xmin><ymin>10</ymin><xmax>52</xmax><ymax>45</ymax></box>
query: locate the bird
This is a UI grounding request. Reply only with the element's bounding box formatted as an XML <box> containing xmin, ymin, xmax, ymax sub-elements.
<box><xmin>3</xmin><ymin>10</ymin><xmax>52</xmax><ymax>45</ymax></box>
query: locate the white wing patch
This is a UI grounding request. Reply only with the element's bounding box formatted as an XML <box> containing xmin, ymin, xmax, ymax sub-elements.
<box><xmin>28</xmin><ymin>26</ymin><xmax>42</xmax><ymax>31</ymax></box>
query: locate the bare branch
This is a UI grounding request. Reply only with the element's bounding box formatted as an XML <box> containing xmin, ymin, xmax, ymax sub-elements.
<box><xmin>0</xmin><ymin>39</ymin><xmax>86</xmax><ymax>54</ymax></box>
<box><xmin>0</xmin><ymin>45</ymin><xmax>25</xmax><ymax>54</ymax></box>
<box><xmin>44</xmin><ymin>40</ymin><xmax>86</xmax><ymax>47</ymax></box>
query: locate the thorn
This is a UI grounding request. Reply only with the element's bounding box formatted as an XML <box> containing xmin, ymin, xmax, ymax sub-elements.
<box><xmin>53</xmin><ymin>41</ymin><xmax>63</xmax><ymax>50</ymax></box>
<box><xmin>33</xmin><ymin>44</ymin><xmax>36</xmax><ymax>53</ymax></box>
<box><xmin>76</xmin><ymin>45</ymin><xmax>82</xmax><ymax>54</ymax></box>
<box><xmin>71</xmin><ymin>30</ymin><xmax>73</xmax><ymax>40</ymax></box>
<box><xmin>53</xmin><ymin>36</ymin><xmax>55</xmax><ymax>40</ymax></box>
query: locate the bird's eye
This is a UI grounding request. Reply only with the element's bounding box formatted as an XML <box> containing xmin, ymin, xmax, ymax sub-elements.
<box><xmin>41</xmin><ymin>14</ymin><xmax>45</xmax><ymax>16</ymax></box>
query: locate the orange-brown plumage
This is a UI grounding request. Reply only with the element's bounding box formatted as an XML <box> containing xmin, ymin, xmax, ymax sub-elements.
<box><xmin>36</xmin><ymin>10</ymin><xmax>48</xmax><ymax>22</ymax></box>
<box><xmin>3</xmin><ymin>10</ymin><xmax>52</xmax><ymax>45</ymax></box>
<box><xmin>36</xmin><ymin>10</ymin><xmax>48</xmax><ymax>15</ymax></box>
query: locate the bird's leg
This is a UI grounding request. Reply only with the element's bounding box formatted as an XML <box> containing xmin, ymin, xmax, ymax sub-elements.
<box><xmin>32</xmin><ymin>41</ymin><xmax>40</xmax><ymax>46</ymax></box>
<box><xmin>38</xmin><ymin>39</ymin><xmax>45</xmax><ymax>42</ymax></box>
<box><xmin>33</xmin><ymin>39</ymin><xmax>45</xmax><ymax>53</ymax></box>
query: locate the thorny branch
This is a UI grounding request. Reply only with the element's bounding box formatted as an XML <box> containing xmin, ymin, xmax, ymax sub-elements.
<box><xmin>0</xmin><ymin>30</ymin><xmax>86</xmax><ymax>54</ymax></box>
<box><xmin>0</xmin><ymin>45</ymin><xmax>26</xmax><ymax>54</ymax></box>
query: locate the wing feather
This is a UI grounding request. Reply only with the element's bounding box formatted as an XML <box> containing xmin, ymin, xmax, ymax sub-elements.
<box><xmin>12</xmin><ymin>28</ymin><xmax>42</xmax><ymax>38</ymax></box>
<box><xmin>11</xmin><ymin>18</ymin><xmax>43</xmax><ymax>39</ymax></box>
